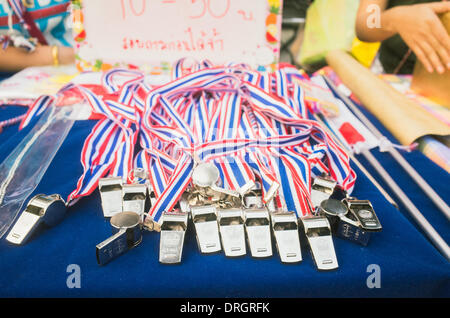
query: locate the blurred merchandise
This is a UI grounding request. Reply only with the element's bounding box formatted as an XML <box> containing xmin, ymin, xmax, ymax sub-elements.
<box><xmin>417</xmin><ymin>136</ymin><xmax>450</xmax><ymax>174</ymax></box>
<box><xmin>411</xmin><ymin>12</ymin><xmax>450</xmax><ymax>108</ymax></box>
<box><xmin>0</xmin><ymin>66</ymin><xmax>78</xmax><ymax>106</ymax></box>
<box><xmin>298</xmin><ymin>0</ymin><xmax>359</xmax><ymax>68</ymax></box>
<box><xmin>350</xmin><ymin>38</ymin><xmax>380</xmax><ymax>69</ymax></box>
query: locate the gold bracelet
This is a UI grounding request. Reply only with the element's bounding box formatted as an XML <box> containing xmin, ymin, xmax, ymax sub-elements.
<box><xmin>51</xmin><ymin>45</ymin><xmax>59</xmax><ymax>67</ymax></box>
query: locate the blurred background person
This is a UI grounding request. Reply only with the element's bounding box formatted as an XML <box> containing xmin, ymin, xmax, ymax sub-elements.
<box><xmin>0</xmin><ymin>0</ymin><xmax>74</xmax><ymax>72</ymax></box>
<box><xmin>356</xmin><ymin>0</ymin><xmax>450</xmax><ymax>74</ymax></box>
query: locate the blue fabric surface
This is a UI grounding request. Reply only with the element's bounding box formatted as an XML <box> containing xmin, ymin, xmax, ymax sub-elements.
<box><xmin>0</xmin><ymin>105</ymin><xmax>27</xmax><ymax>143</ymax></box>
<box><xmin>0</xmin><ymin>101</ymin><xmax>448</xmax><ymax>298</ymax></box>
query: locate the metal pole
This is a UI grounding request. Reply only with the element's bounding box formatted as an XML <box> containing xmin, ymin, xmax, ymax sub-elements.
<box><xmin>322</xmin><ymin>75</ymin><xmax>450</xmax><ymax>221</ymax></box>
<box><xmin>362</xmin><ymin>149</ymin><xmax>450</xmax><ymax>261</ymax></box>
<box><xmin>313</xmin><ymin>112</ymin><xmax>450</xmax><ymax>261</ymax></box>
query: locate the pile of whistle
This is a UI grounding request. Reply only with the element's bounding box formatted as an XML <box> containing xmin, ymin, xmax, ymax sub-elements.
<box><xmin>95</xmin><ymin>164</ymin><xmax>382</xmax><ymax>271</ymax></box>
<box><xmin>4</xmin><ymin>166</ymin><xmax>382</xmax><ymax>271</ymax></box>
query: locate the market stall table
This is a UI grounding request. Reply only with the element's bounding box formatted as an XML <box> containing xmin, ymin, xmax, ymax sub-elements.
<box><xmin>0</xmin><ymin>74</ymin><xmax>448</xmax><ymax>298</ymax></box>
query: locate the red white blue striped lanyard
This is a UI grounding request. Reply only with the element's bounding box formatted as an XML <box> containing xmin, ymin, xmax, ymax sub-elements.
<box><xmin>19</xmin><ymin>61</ymin><xmax>356</xmax><ymax>223</ymax></box>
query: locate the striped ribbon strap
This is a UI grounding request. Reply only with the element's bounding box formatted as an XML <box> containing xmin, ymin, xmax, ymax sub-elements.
<box><xmin>147</xmin><ymin>152</ymin><xmax>194</xmax><ymax>223</ymax></box>
<box><xmin>67</xmin><ymin>70</ymin><xmax>146</xmax><ymax>202</ymax></box>
<box><xmin>19</xmin><ymin>95</ymin><xmax>55</xmax><ymax>130</ymax></box>
<box><xmin>49</xmin><ymin>61</ymin><xmax>357</xmax><ymax>220</ymax></box>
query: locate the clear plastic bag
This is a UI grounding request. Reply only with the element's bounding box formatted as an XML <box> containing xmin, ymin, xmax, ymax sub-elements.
<box><xmin>0</xmin><ymin>105</ymin><xmax>77</xmax><ymax>238</ymax></box>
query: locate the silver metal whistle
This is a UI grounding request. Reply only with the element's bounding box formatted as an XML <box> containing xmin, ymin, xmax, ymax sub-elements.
<box><xmin>159</xmin><ymin>211</ymin><xmax>188</xmax><ymax>264</ymax></box>
<box><xmin>244</xmin><ymin>208</ymin><xmax>272</xmax><ymax>258</ymax></box>
<box><xmin>320</xmin><ymin>198</ymin><xmax>382</xmax><ymax>246</ymax></box>
<box><xmin>301</xmin><ymin>216</ymin><xmax>338</xmax><ymax>271</ymax></box>
<box><xmin>6</xmin><ymin>194</ymin><xmax>66</xmax><ymax>245</ymax></box>
<box><xmin>319</xmin><ymin>198</ymin><xmax>371</xmax><ymax>246</ymax></box>
<box><xmin>344</xmin><ymin>199</ymin><xmax>382</xmax><ymax>232</ymax></box>
<box><xmin>96</xmin><ymin>211</ymin><xmax>142</xmax><ymax>266</ymax></box>
<box><xmin>122</xmin><ymin>183</ymin><xmax>147</xmax><ymax>216</ymax></box>
<box><xmin>98</xmin><ymin>177</ymin><xmax>123</xmax><ymax>217</ymax></box>
<box><xmin>217</xmin><ymin>207</ymin><xmax>246</xmax><ymax>257</ymax></box>
<box><xmin>242</xmin><ymin>190</ymin><xmax>264</xmax><ymax>209</ymax></box>
<box><xmin>192</xmin><ymin>162</ymin><xmax>240</xmax><ymax>198</ymax></box>
<box><xmin>311</xmin><ymin>176</ymin><xmax>337</xmax><ymax>209</ymax></box>
<box><xmin>190</xmin><ymin>204</ymin><xmax>221</xmax><ymax>254</ymax></box>
<box><xmin>271</xmin><ymin>211</ymin><xmax>302</xmax><ymax>263</ymax></box>
<box><xmin>320</xmin><ymin>199</ymin><xmax>360</xmax><ymax>228</ymax></box>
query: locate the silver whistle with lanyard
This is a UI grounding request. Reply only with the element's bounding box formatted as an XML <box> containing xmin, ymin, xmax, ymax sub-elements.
<box><xmin>320</xmin><ymin>198</ymin><xmax>381</xmax><ymax>246</ymax></box>
<box><xmin>191</xmin><ymin>162</ymin><xmax>240</xmax><ymax>198</ymax></box>
<box><xmin>217</xmin><ymin>207</ymin><xmax>246</xmax><ymax>257</ymax></box>
<box><xmin>122</xmin><ymin>183</ymin><xmax>147</xmax><ymax>216</ymax></box>
<box><xmin>190</xmin><ymin>204</ymin><xmax>221</xmax><ymax>254</ymax></box>
<box><xmin>159</xmin><ymin>211</ymin><xmax>189</xmax><ymax>264</ymax></box>
<box><xmin>271</xmin><ymin>211</ymin><xmax>302</xmax><ymax>263</ymax></box>
<box><xmin>301</xmin><ymin>215</ymin><xmax>338</xmax><ymax>271</ymax></box>
<box><xmin>96</xmin><ymin>211</ymin><xmax>143</xmax><ymax>266</ymax></box>
<box><xmin>159</xmin><ymin>193</ymin><xmax>190</xmax><ymax>264</ymax></box>
<box><xmin>6</xmin><ymin>194</ymin><xmax>66</xmax><ymax>245</ymax></box>
<box><xmin>311</xmin><ymin>176</ymin><xmax>337</xmax><ymax>210</ymax></box>
<box><xmin>242</xmin><ymin>191</ymin><xmax>272</xmax><ymax>258</ymax></box>
<box><xmin>98</xmin><ymin>177</ymin><xmax>123</xmax><ymax>218</ymax></box>
<box><xmin>343</xmin><ymin>199</ymin><xmax>382</xmax><ymax>232</ymax></box>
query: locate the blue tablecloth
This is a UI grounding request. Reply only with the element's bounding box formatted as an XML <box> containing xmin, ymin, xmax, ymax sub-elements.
<box><xmin>0</xmin><ymin>79</ymin><xmax>448</xmax><ymax>298</ymax></box>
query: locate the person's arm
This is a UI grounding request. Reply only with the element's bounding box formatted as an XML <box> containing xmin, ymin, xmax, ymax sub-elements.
<box><xmin>356</xmin><ymin>0</ymin><xmax>393</xmax><ymax>42</ymax></box>
<box><xmin>356</xmin><ymin>0</ymin><xmax>450</xmax><ymax>73</ymax></box>
<box><xmin>0</xmin><ymin>45</ymin><xmax>75</xmax><ymax>73</ymax></box>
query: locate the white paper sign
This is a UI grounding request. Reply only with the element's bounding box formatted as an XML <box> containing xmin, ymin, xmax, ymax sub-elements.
<box><xmin>72</xmin><ymin>0</ymin><xmax>283</xmax><ymax>73</ymax></box>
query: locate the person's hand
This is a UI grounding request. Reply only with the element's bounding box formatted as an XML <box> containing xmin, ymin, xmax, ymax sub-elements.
<box><xmin>384</xmin><ymin>1</ymin><xmax>450</xmax><ymax>73</ymax></box>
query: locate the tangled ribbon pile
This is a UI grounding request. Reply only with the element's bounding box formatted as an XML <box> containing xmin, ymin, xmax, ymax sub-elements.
<box><xmin>20</xmin><ymin>59</ymin><xmax>356</xmax><ymax>223</ymax></box>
